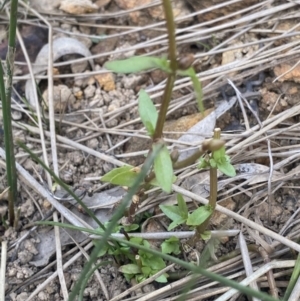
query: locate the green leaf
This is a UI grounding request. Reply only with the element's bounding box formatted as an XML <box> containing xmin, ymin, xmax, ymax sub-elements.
<box><xmin>168</xmin><ymin>218</ymin><xmax>186</xmax><ymax>231</ymax></box>
<box><xmin>154</xmin><ymin>273</ymin><xmax>168</xmax><ymax>283</ymax></box>
<box><xmin>138</xmin><ymin>90</ymin><xmax>158</xmax><ymax>136</ymax></box>
<box><xmin>119</xmin><ymin>264</ymin><xmax>141</xmax><ymax>274</ymax></box>
<box><xmin>161</xmin><ymin>237</ymin><xmax>180</xmax><ymax>255</ymax></box>
<box><xmin>200</xmin><ymin>231</ymin><xmax>212</xmax><ymax>241</ymax></box>
<box><xmin>177</xmin><ymin>194</ymin><xmax>188</xmax><ymax>219</ymax></box>
<box><xmin>142</xmin><ymin>239</ymin><xmax>151</xmax><ymax>248</ymax></box>
<box><xmin>141</xmin><ymin>256</ymin><xmax>166</xmax><ymax>270</ymax></box>
<box><xmin>136</xmin><ymin>275</ymin><xmax>147</xmax><ymax>283</ymax></box>
<box><xmin>212</xmin><ymin>146</ymin><xmax>236</xmax><ymax>177</ymax></box>
<box><xmin>101</xmin><ymin>165</ymin><xmax>139</xmax><ymax>187</ymax></box>
<box><xmin>153</xmin><ymin>144</ymin><xmax>173</xmax><ymax>193</ymax></box>
<box><xmin>160</xmin><ymin>205</ymin><xmax>182</xmax><ymax>222</ymax></box>
<box><xmin>198</xmin><ymin>157</ymin><xmax>210</xmax><ymax>169</ymax></box>
<box><xmin>178</xmin><ymin>67</ymin><xmax>203</xmax><ymax>113</ymax></box>
<box><xmin>95</xmin><ymin>243</ymin><xmax>109</xmax><ymax>257</ymax></box>
<box><xmin>124</xmin><ymin>273</ymin><xmax>134</xmax><ymax>282</ymax></box>
<box><xmin>186</xmin><ymin>205</ymin><xmax>213</xmax><ymax>226</ymax></box>
<box><xmin>130</xmin><ymin>237</ymin><xmax>143</xmax><ymax>245</ymax></box>
<box><xmin>149</xmin><ymin>175</ymin><xmax>177</xmax><ymax>187</ymax></box>
<box><xmin>104</xmin><ymin>56</ymin><xmax>171</xmax><ymax>74</ymax></box>
<box><xmin>123</xmin><ymin>224</ymin><xmax>139</xmax><ymax>232</ymax></box>
<box><xmin>159</xmin><ymin>203</ymin><xmax>187</xmax><ymax>230</ymax></box>
<box><xmin>212</xmin><ymin>145</ymin><xmax>226</xmax><ymax>161</ymax></box>
<box><xmin>141</xmin><ymin>266</ymin><xmax>151</xmax><ymax>276</ymax></box>
<box><xmin>209</xmin><ymin>158</ymin><xmax>217</xmax><ymax>168</ymax></box>
<box><xmin>217</xmin><ymin>161</ymin><xmax>236</xmax><ymax>177</ymax></box>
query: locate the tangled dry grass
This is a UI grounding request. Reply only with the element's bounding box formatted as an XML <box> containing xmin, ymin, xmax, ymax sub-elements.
<box><xmin>1</xmin><ymin>0</ymin><xmax>300</xmax><ymax>300</ymax></box>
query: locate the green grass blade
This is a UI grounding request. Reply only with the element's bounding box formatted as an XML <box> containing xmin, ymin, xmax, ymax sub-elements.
<box><xmin>283</xmin><ymin>253</ymin><xmax>300</xmax><ymax>301</ymax></box>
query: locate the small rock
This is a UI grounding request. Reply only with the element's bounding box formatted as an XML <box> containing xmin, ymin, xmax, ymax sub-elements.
<box><xmin>71</xmin><ymin>59</ymin><xmax>88</xmax><ymax>74</ymax></box>
<box><xmin>79</xmin><ymin>165</ymin><xmax>91</xmax><ymax>173</ymax></box>
<box><xmin>19</xmin><ymin>198</ymin><xmax>35</xmax><ymax>218</ymax></box>
<box><xmin>61</xmin><ymin>23</ymin><xmax>72</xmax><ymax>31</ymax></box>
<box><xmin>109</xmin><ymin>42</ymin><xmax>136</xmax><ymax>60</ymax></box>
<box><xmin>150</xmin><ymin>69</ymin><xmax>167</xmax><ymax>85</ymax></box>
<box><xmin>24</xmin><ymin>239</ymin><xmax>39</xmax><ymax>255</ymax></box>
<box><xmin>147</xmin><ymin>0</ymin><xmax>192</xmax><ymax>24</ymax></box>
<box><xmin>43</xmin><ymin>200</ymin><xmax>52</xmax><ymax>210</ymax></box>
<box><xmin>95</xmin><ymin>0</ymin><xmax>111</xmax><ymax>8</ymax></box>
<box><xmin>73</xmin><ymin>88</ymin><xmax>83</xmax><ymax>100</ymax></box>
<box><xmin>16</xmin><ymin>292</ymin><xmax>29</xmax><ymax>301</ymax></box>
<box><xmin>37</xmin><ymin>291</ymin><xmax>49</xmax><ymax>301</ymax></box>
<box><xmin>121</xmin><ymin>75</ymin><xmax>143</xmax><ymax>89</ymax></box>
<box><xmin>114</xmin><ymin>0</ymin><xmax>149</xmax><ymax>10</ymax></box>
<box><xmin>70</xmin><ymin>151</ymin><xmax>85</xmax><ymax>165</ymax></box>
<box><xmin>29</xmin><ymin>0</ymin><xmax>60</xmax><ymax>13</ymax></box>
<box><xmin>59</xmin><ymin>0</ymin><xmax>98</xmax><ymax>14</ymax></box>
<box><xmin>60</xmin><ymin>169</ymin><xmax>74</xmax><ymax>184</ymax></box>
<box><xmin>74</xmin><ymin>71</ymin><xmax>94</xmax><ymax>87</ymax></box>
<box><xmin>106</xmin><ymin>118</ymin><xmax>118</xmax><ymax>128</ymax></box>
<box><xmin>261</xmin><ymin>88</ymin><xmax>282</xmax><ymax>113</ymax></box>
<box><xmin>95</xmin><ymin>72</ymin><xmax>115</xmax><ymax>91</ymax></box>
<box><xmin>142</xmin><ymin>283</ymin><xmax>155</xmax><ymax>294</ymax></box>
<box><xmin>88</xmin><ymin>287</ymin><xmax>99</xmax><ymax>298</ymax></box>
<box><xmin>91</xmin><ymin>35</ymin><xmax>118</xmax><ymax>65</ymax></box>
<box><xmin>18</xmin><ymin>250</ymin><xmax>33</xmax><ymax>264</ymax></box>
<box><xmin>8</xmin><ymin>267</ymin><xmax>17</xmax><ymax>277</ymax></box>
<box><xmin>45</xmin><ymin>284</ymin><xmax>55</xmax><ymax>294</ymax></box>
<box><xmin>107</xmin><ymin>103</ymin><xmax>119</xmax><ymax>112</ymax></box>
<box><xmin>42</xmin><ymin>85</ymin><xmax>75</xmax><ymax>113</ymax></box>
<box><xmin>274</xmin><ymin>61</ymin><xmax>300</xmax><ymax>83</ymax></box>
<box><xmin>84</xmin><ymin>85</ymin><xmax>96</xmax><ymax>99</ymax></box>
<box><xmin>87</xmin><ymin>138</ymin><xmax>99</xmax><ymax>149</ymax></box>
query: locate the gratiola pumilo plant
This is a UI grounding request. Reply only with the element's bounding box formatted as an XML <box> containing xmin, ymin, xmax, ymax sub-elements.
<box><xmin>102</xmin><ymin>0</ymin><xmax>227</xmax><ymax>225</ymax></box>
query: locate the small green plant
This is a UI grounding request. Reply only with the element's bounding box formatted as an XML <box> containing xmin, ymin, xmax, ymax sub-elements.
<box><xmin>94</xmin><ymin>223</ymin><xmax>181</xmax><ymax>283</ymax></box>
<box><xmin>119</xmin><ymin>237</ymin><xmax>168</xmax><ymax>283</ymax></box>
<box><xmin>160</xmin><ymin>128</ymin><xmax>236</xmax><ymax>244</ymax></box>
<box><xmin>160</xmin><ymin>194</ymin><xmax>212</xmax><ymax>238</ymax></box>
<box><xmin>100</xmin><ymin>0</ymin><xmax>236</xmax><ymax>262</ymax></box>
<box><xmin>198</xmin><ymin>141</ymin><xmax>236</xmax><ymax>177</ymax></box>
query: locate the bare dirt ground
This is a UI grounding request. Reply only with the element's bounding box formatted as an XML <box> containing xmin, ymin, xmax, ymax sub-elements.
<box><xmin>1</xmin><ymin>0</ymin><xmax>300</xmax><ymax>300</ymax></box>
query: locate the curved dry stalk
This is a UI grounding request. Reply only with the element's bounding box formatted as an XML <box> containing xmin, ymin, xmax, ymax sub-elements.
<box><xmin>53</xmin><ymin>211</ymin><xmax>69</xmax><ymax>301</ymax></box>
<box><xmin>0</xmin><ymin>241</ymin><xmax>7</xmax><ymax>301</ymax></box>
<box><xmin>216</xmin><ymin>261</ymin><xmax>295</xmax><ymax>301</ymax></box>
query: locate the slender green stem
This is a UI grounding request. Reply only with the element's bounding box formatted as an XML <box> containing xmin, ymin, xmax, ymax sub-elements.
<box><xmin>283</xmin><ymin>252</ymin><xmax>300</xmax><ymax>301</ymax></box>
<box><xmin>153</xmin><ymin>75</ymin><xmax>175</xmax><ymax>140</ymax></box>
<box><xmin>173</xmin><ymin>148</ymin><xmax>206</xmax><ymax>170</ymax></box>
<box><xmin>152</xmin><ymin>0</ymin><xmax>177</xmax><ymax>140</ymax></box>
<box><xmin>0</xmin><ymin>62</ymin><xmax>15</xmax><ymax>225</ymax></box>
<box><xmin>209</xmin><ymin>128</ymin><xmax>220</xmax><ymax>210</ymax></box>
<box><xmin>162</xmin><ymin>0</ymin><xmax>177</xmax><ymax>70</ymax></box>
<box><xmin>192</xmin><ymin>129</ymin><xmax>220</xmax><ymax>241</ymax></box>
<box><xmin>7</xmin><ymin>0</ymin><xmax>18</xmax><ymax>47</ymax></box>
<box><xmin>0</xmin><ymin>0</ymin><xmax>19</xmax><ymax>226</ymax></box>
